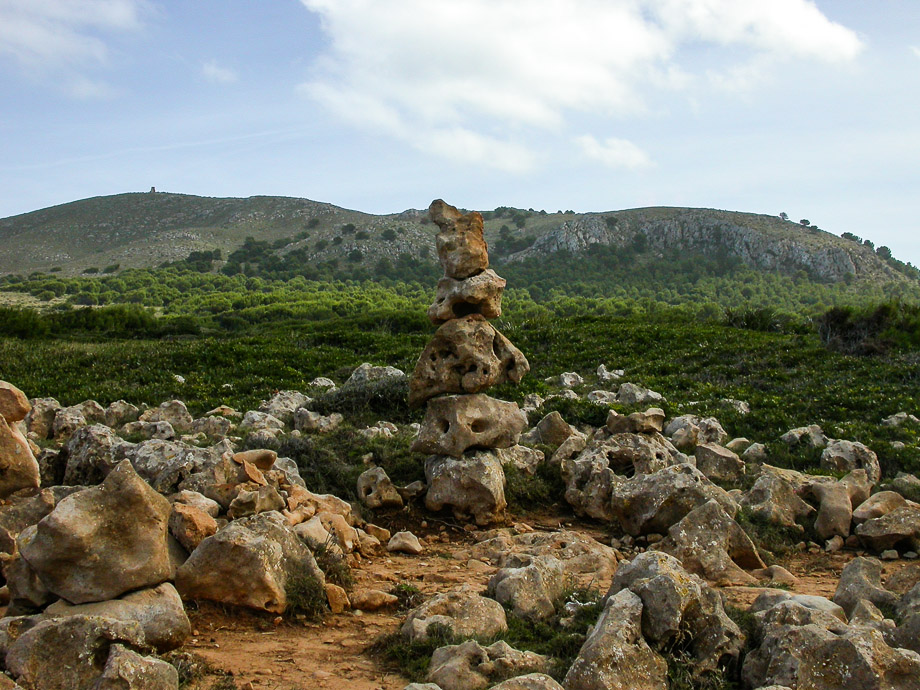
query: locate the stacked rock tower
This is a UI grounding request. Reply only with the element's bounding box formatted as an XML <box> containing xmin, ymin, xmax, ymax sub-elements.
<box><xmin>409</xmin><ymin>200</ymin><xmax>531</xmax><ymax>524</ymax></box>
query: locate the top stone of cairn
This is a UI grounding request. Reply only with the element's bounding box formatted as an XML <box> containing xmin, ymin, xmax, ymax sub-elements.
<box><xmin>430</xmin><ymin>199</ymin><xmax>489</xmax><ymax>279</ymax></box>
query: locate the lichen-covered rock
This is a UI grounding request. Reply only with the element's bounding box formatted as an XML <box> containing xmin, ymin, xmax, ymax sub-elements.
<box><xmin>856</xmin><ymin>506</ymin><xmax>920</xmax><ymax>553</ymax></box>
<box><xmin>412</xmin><ymin>394</ymin><xmax>527</xmax><ymax>458</ymax></box>
<box><xmin>42</xmin><ymin>582</ymin><xmax>190</xmax><ymax>652</ymax></box>
<box><xmin>739</xmin><ymin>473</ymin><xmax>814</xmax><ymax>530</ymax></box>
<box><xmin>655</xmin><ymin>499</ymin><xmax>765</xmax><ymax>585</ymax></box>
<box><xmin>428</xmin><ymin>640</ymin><xmax>547</xmax><ymax>690</ymax></box>
<box><xmin>0</xmin><ymin>487</ymin><xmax>81</xmax><ymax>555</ymax></box>
<box><xmin>605</xmin><ymin>408</ymin><xmax>665</xmax><ymax>435</ymax></box>
<box><xmin>401</xmin><ymin>586</ymin><xmax>508</xmax><ymax>642</ymax></box>
<box><xmin>564</xmin><ymin>589</ymin><xmax>668</xmax><ymax>690</ymax></box>
<box><xmin>425</xmin><ymin>451</ymin><xmax>506</xmax><ymax>525</ymax></box>
<box><xmin>833</xmin><ymin>557</ymin><xmax>899</xmax><ymax>617</ymax></box>
<box><xmin>694</xmin><ymin>443</ymin><xmax>745</xmax><ymax>484</ymax></box>
<box><xmin>520</xmin><ymin>411</ymin><xmax>577</xmax><ymax>449</ymax></box>
<box><xmin>428</xmin><ymin>269</ymin><xmax>505</xmax><ymax>324</ymax></box>
<box><xmin>5</xmin><ymin>615</ymin><xmax>148</xmax><ymax>690</ymax></box>
<box><xmin>609</xmin><ymin>464</ymin><xmax>738</xmax><ymax>536</ymax></box>
<box><xmin>742</xmin><ymin>623</ymin><xmax>837</xmax><ymax>689</ymax></box>
<box><xmin>616</xmin><ymin>383</ymin><xmax>664</xmax><ymax>406</ymax></box>
<box><xmin>61</xmin><ymin>424</ymin><xmax>124</xmax><ymax>486</ymax></box>
<box><xmin>488</xmin><ymin>674</ymin><xmax>563</xmax><ymax>690</ymax></box>
<box><xmin>92</xmin><ymin>644</ymin><xmax>179</xmax><ymax>690</ymax></box>
<box><xmin>175</xmin><ymin>511</ymin><xmax>324</xmax><ymax>613</ymax></box>
<box><xmin>409</xmin><ymin>315</ymin><xmax>529</xmax><ymax>407</ymax></box>
<box><xmin>138</xmin><ymin>400</ymin><xmax>193</xmax><ymax>434</ymax></box>
<box><xmin>487</xmin><ymin>555</ymin><xmax>565</xmax><ymax>622</ymax></box>
<box><xmin>854</xmin><ymin>491</ymin><xmax>910</xmax><ymax>524</ymax></box>
<box><xmin>104</xmin><ymin>400</ymin><xmax>141</xmax><ymax>428</ymax></box>
<box><xmin>24</xmin><ymin>397</ymin><xmax>60</xmax><ymax>440</ymax></box>
<box><xmin>227</xmin><ymin>485</ymin><xmax>286</xmax><ymax>519</ymax></box>
<box><xmin>258</xmin><ymin>390</ymin><xmax>311</xmax><ymax>424</ymax></box>
<box><xmin>779</xmin><ymin>424</ymin><xmax>827</xmax><ymax>448</ymax></box>
<box><xmin>821</xmin><ymin>439</ymin><xmax>881</xmax><ymax>483</ymax></box>
<box><xmin>430</xmin><ymin>199</ymin><xmax>489</xmax><ymax>280</ymax></box>
<box><xmin>293</xmin><ymin>409</ymin><xmax>344</xmax><ymax>434</ymax></box>
<box><xmin>51</xmin><ymin>405</ymin><xmax>88</xmax><ymax>439</ymax></box>
<box><xmin>808</xmin><ymin>479</ymin><xmax>854</xmax><ymax>540</ymax></box>
<box><xmin>19</xmin><ymin>461</ymin><xmax>171</xmax><ymax>603</ymax></box>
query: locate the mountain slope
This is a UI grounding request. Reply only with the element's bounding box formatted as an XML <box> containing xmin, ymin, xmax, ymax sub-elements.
<box><xmin>0</xmin><ymin>192</ymin><xmax>915</xmax><ymax>289</ymax></box>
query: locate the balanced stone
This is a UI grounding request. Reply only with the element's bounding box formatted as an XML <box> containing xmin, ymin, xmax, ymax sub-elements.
<box><xmin>409</xmin><ymin>314</ymin><xmax>529</xmax><ymax>407</ymax></box>
<box><xmin>428</xmin><ymin>269</ymin><xmax>506</xmax><ymax>324</ymax></box>
<box><xmin>412</xmin><ymin>394</ymin><xmax>527</xmax><ymax>457</ymax></box>
<box><xmin>430</xmin><ymin>199</ymin><xmax>489</xmax><ymax>279</ymax></box>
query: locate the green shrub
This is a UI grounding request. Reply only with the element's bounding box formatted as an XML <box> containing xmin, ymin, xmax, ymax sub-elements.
<box><xmin>284</xmin><ymin>566</ymin><xmax>327</xmax><ymax>621</ymax></box>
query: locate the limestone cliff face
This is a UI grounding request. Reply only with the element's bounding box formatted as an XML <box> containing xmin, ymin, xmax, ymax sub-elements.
<box><xmin>508</xmin><ymin>208</ymin><xmax>894</xmax><ymax>284</ymax></box>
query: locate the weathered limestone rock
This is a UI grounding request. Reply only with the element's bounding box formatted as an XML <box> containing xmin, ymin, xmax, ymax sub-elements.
<box><xmin>606</xmin><ymin>552</ymin><xmax>744</xmax><ymax>675</ymax></box>
<box><xmin>350</xmin><ymin>589</ymin><xmax>399</xmax><ymax>611</ymax></box>
<box><xmin>227</xmin><ymin>485</ymin><xmax>286</xmax><ymax>519</ymax></box>
<box><xmin>609</xmin><ymin>464</ymin><xmax>738</xmax><ymax>536</ymax></box>
<box><xmin>425</xmin><ymin>451</ymin><xmax>506</xmax><ymax>525</ymax></box>
<box><xmin>0</xmin><ymin>382</ymin><xmax>30</xmax><ymax>423</ymax></box>
<box><xmin>497</xmin><ymin>445</ymin><xmax>545</xmax><ymax>475</ymax></box>
<box><xmin>487</xmin><ymin>555</ymin><xmax>565</xmax><ymax>621</ymax></box>
<box><xmin>857</xmin><ymin>506</ymin><xmax>920</xmax><ymax>552</ymax></box>
<box><xmin>0</xmin><ymin>487</ymin><xmax>81</xmax><ymax>555</ymax></box>
<box><xmin>742</xmin><ymin>622</ymin><xmax>837</xmax><ymax>689</ymax></box>
<box><xmin>430</xmin><ymin>199</ymin><xmax>489</xmax><ymax>279</ymax></box>
<box><xmin>821</xmin><ymin>439</ymin><xmax>881</xmax><ymax>483</ymax></box>
<box><xmin>401</xmin><ymin>585</ymin><xmax>508</xmax><ymax>642</ymax></box>
<box><xmin>428</xmin><ymin>269</ymin><xmax>506</xmax><ymax>324</ymax></box>
<box><xmin>388</xmin><ymin>530</ymin><xmax>424</xmax><ymax>554</ymax></box>
<box><xmin>488</xmin><ymin>675</ymin><xmax>563</xmax><ymax>690</ymax></box>
<box><xmin>854</xmin><ymin>491</ymin><xmax>910</xmax><ymax>524</ymax></box>
<box><xmin>232</xmin><ymin>449</ymin><xmax>277</xmax><ymax>472</ymax></box>
<box><xmin>24</xmin><ymin>397</ymin><xmax>60</xmax><ymax>439</ymax></box>
<box><xmin>605</xmin><ymin>408</ymin><xmax>665</xmax><ymax>435</ymax></box>
<box><xmin>412</xmin><ymin>394</ymin><xmax>527</xmax><ymax>457</ymax></box>
<box><xmin>739</xmin><ymin>473</ymin><xmax>814</xmax><ymax>530</ymax></box>
<box><xmin>808</xmin><ymin>480</ymin><xmax>853</xmax><ymax>540</ymax></box>
<box><xmin>0</xmin><ymin>415</ymin><xmax>40</xmax><ymax>498</ymax></box>
<box><xmin>51</xmin><ymin>405</ymin><xmax>87</xmax><ymax>439</ymax></box>
<box><xmin>561</xmin><ymin>450</ymin><xmax>622</xmax><ymax>522</ymax></box>
<box><xmin>409</xmin><ymin>315</ymin><xmax>529</xmax><ymax>407</ymax></box>
<box><xmin>342</xmin><ymin>362</ymin><xmax>406</xmax><ymax>389</ymax></box>
<box><xmin>357</xmin><ymin>467</ymin><xmax>404</xmax><ymax>510</ymax></box>
<box><xmin>780</xmin><ymin>424</ymin><xmax>827</xmax><ymax>448</ymax></box>
<box><xmin>42</xmin><ymin>582</ymin><xmax>190</xmax><ymax>652</ymax></box>
<box><xmin>694</xmin><ymin>443</ymin><xmax>745</xmax><ymax>484</ymax></box>
<box><xmin>61</xmin><ymin>423</ymin><xmax>123</xmax><ymax>486</ymax></box>
<box><xmin>138</xmin><ymin>400</ymin><xmax>193</xmax><ymax>433</ymax></box>
<box><xmin>832</xmin><ymin>557</ymin><xmax>898</xmax><ymax>617</ymax></box>
<box><xmin>189</xmin><ymin>415</ymin><xmax>232</xmax><ymax>441</ymax></box>
<box><xmin>19</xmin><ymin>461</ymin><xmax>171</xmax><ymax>603</ymax></box>
<box><xmin>168</xmin><ymin>502</ymin><xmax>217</xmax><ymax>552</ymax></box>
<box><xmin>5</xmin><ymin>616</ymin><xmax>149</xmax><ymax>690</ymax></box>
<box><xmin>742</xmin><ymin>442</ymin><xmax>768</xmax><ymax>462</ymax></box>
<box><xmin>175</xmin><ymin>511</ymin><xmax>324</xmax><ymax>613</ymax></box>
<box><xmin>564</xmin><ymin>589</ymin><xmax>668</xmax><ymax>690</ymax></box>
<box><xmin>239</xmin><ymin>410</ymin><xmax>284</xmax><ymax>433</ymax></box>
<box><xmin>121</xmin><ymin>420</ymin><xmax>175</xmax><ymax>441</ymax></box>
<box><xmin>616</xmin><ymin>383</ymin><xmax>664</xmax><ymax>405</ymax></box>
<box><xmin>521</xmin><ymin>411</ymin><xmax>577</xmax><ymax>449</ymax></box>
<box><xmin>293</xmin><ymin>409</ymin><xmax>344</xmax><ymax>433</ymax></box>
<box><xmin>655</xmin><ymin>499</ymin><xmax>765</xmax><ymax>585</ymax></box>
<box><xmin>4</xmin><ymin>547</ymin><xmax>55</xmax><ymax>613</ymax></box>
<box><xmin>258</xmin><ymin>390</ymin><xmax>310</xmax><ymax>424</ymax></box>
<box><xmin>428</xmin><ymin>640</ymin><xmax>547</xmax><ymax>690</ymax></box>
<box><xmin>93</xmin><ymin>644</ymin><xmax>179</xmax><ymax>690</ymax></box>
<box><xmin>750</xmin><ymin>589</ymin><xmax>848</xmax><ymax>621</ymax></box>
<box><xmin>103</xmin><ymin>400</ymin><xmax>140</xmax><ymax>428</ymax></box>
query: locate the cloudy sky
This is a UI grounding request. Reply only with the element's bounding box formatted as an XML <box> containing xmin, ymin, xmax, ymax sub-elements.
<box><xmin>1</xmin><ymin>0</ymin><xmax>918</xmax><ymax>263</ymax></box>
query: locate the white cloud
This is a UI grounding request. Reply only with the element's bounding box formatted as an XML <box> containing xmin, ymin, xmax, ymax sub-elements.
<box><xmin>576</xmin><ymin>135</ymin><xmax>653</xmax><ymax>170</ymax></box>
<box><xmin>0</xmin><ymin>0</ymin><xmax>145</xmax><ymax>68</ymax></box>
<box><xmin>202</xmin><ymin>60</ymin><xmax>238</xmax><ymax>85</ymax></box>
<box><xmin>300</xmin><ymin>0</ymin><xmax>863</xmax><ymax>171</ymax></box>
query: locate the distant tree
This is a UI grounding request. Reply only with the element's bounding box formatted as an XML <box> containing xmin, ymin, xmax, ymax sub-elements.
<box><xmin>799</xmin><ymin>219</ymin><xmax>810</xmax><ymax>226</ymax></box>
<box><xmin>332</xmin><ymin>236</ymin><xmax>343</xmax><ymax>245</ymax></box>
<box><xmin>83</xmin><ymin>267</ymin><xmax>99</xmax><ymax>274</ymax></box>
<box><xmin>381</xmin><ymin>228</ymin><xmax>397</xmax><ymax>241</ymax></box>
<box><xmin>355</xmin><ymin>230</ymin><xmax>369</xmax><ymax>240</ymax></box>
<box><xmin>864</xmin><ymin>239</ymin><xmax>875</xmax><ymax>250</ymax></box>
<box><xmin>779</xmin><ymin>212</ymin><xmax>789</xmax><ymax>221</ymax></box>
<box><xmin>347</xmin><ymin>249</ymin><xmax>363</xmax><ymax>262</ymax></box>
<box><xmin>605</xmin><ymin>216</ymin><xmax>618</xmax><ymax>229</ymax></box>
<box><xmin>103</xmin><ymin>264</ymin><xmax>120</xmax><ymax>274</ymax></box>
<box><xmin>341</xmin><ymin>223</ymin><xmax>356</xmax><ymax>234</ymax></box>
<box><xmin>841</xmin><ymin>232</ymin><xmax>862</xmax><ymax>243</ymax></box>
<box><xmin>306</xmin><ymin>218</ymin><xmax>320</xmax><ymax>228</ymax></box>
<box><xmin>877</xmin><ymin>245</ymin><xmax>892</xmax><ymax>260</ymax></box>
<box><xmin>315</xmin><ymin>239</ymin><xmax>328</xmax><ymax>251</ymax></box>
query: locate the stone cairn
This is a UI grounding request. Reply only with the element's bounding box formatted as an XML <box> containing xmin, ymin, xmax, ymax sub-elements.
<box><xmin>408</xmin><ymin>200</ymin><xmax>531</xmax><ymax>524</ymax></box>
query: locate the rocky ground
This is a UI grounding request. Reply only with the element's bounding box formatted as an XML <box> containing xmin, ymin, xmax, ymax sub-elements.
<box><xmin>0</xmin><ymin>364</ymin><xmax>919</xmax><ymax>690</ymax></box>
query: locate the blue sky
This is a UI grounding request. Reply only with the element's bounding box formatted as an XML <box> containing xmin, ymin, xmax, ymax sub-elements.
<box><xmin>1</xmin><ymin>0</ymin><xmax>918</xmax><ymax>265</ymax></box>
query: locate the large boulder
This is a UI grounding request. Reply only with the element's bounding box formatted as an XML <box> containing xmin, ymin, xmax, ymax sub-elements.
<box><xmin>832</xmin><ymin>557</ymin><xmax>898</xmax><ymax>617</ymax></box>
<box><xmin>856</xmin><ymin>506</ymin><xmax>920</xmax><ymax>553</ymax></box>
<box><xmin>4</xmin><ymin>615</ymin><xmax>148</xmax><ymax>690</ymax></box>
<box><xmin>427</xmin><ymin>640</ymin><xmax>547</xmax><ymax>690</ymax></box>
<box><xmin>92</xmin><ymin>644</ymin><xmax>179</xmax><ymax>690</ymax></box>
<box><xmin>821</xmin><ymin>439</ymin><xmax>881</xmax><ymax>483</ymax></box>
<box><xmin>42</xmin><ymin>582</ymin><xmax>190</xmax><ymax>652</ymax></box>
<box><xmin>609</xmin><ymin>464</ymin><xmax>738</xmax><ymax>536</ymax></box>
<box><xmin>0</xmin><ymin>487</ymin><xmax>82</xmax><ymax>555</ymax></box>
<box><xmin>694</xmin><ymin>443</ymin><xmax>744</xmax><ymax>484</ymax></box>
<box><xmin>742</xmin><ymin>623</ymin><xmax>838</xmax><ymax>689</ymax></box>
<box><xmin>409</xmin><ymin>315</ymin><xmax>529</xmax><ymax>407</ymax></box>
<box><xmin>0</xmin><ymin>382</ymin><xmax>30</xmax><ymax>423</ymax></box>
<box><xmin>61</xmin><ymin>424</ymin><xmax>124</xmax><ymax>486</ymax></box>
<box><xmin>739</xmin><ymin>473</ymin><xmax>814</xmax><ymax>530</ymax></box>
<box><xmin>401</xmin><ymin>585</ymin><xmax>507</xmax><ymax>642</ymax></box>
<box><xmin>606</xmin><ymin>552</ymin><xmax>744</xmax><ymax>674</ymax></box>
<box><xmin>412</xmin><ymin>394</ymin><xmax>527</xmax><ymax>457</ymax></box>
<box><xmin>807</xmin><ymin>480</ymin><xmax>854</xmax><ymax>540</ymax></box>
<box><xmin>175</xmin><ymin>511</ymin><xmax>324</xmax><ymax>613</ymax></box>
<box><xmin>487</xmin><ymin>555</ymin><xmax>565</xmax><ymax>622</ymax></box>
<box><xmin>0</xmin><ymin>415</ymin><xmax>40</xmax><ymax>498</ymax></box>
<box><xmin>854</xmin><ymin>492</ymin><xmax>910</xmax><ymax>524</ymax></box>
<box><xmin>563</xmin><ymin>589</ymin><xmax>668</xmax><ymax>690</ymax></box>
<box><xmin>655</xmin><ymin>499</ymin><xmax>765</xmax><ymax>585</ymax></box>
<box><xmin>428</xmin><ymin>269</ymin><xmax>506</xmax><ymax>324</ymax></box>
<box><xmin>425</xmin><ymin>451</ymin><xmax>506</xmax><ymax>525</ymax></box>
<box><xmin>18</xmin><ymin>461</ymin><xmax>171</xmax><ymax>603</ymax></box>
<box><xmin>796</xmin><ymin>628</ymin><xmax>920</xmax><ymax>690</ymax></box>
